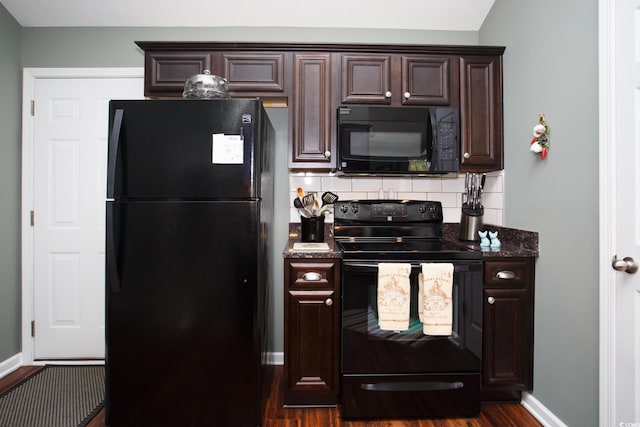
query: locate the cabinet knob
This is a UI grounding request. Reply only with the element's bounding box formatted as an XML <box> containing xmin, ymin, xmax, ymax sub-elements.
<box><xmin>464</xmin><ymin>152</ymin><xmax>471</xmax><ymax>159</ymax></box>
<box><xmin>385</xmin><ymin>91</ymin><xmax>392</xmax><ymax>98</ymax></box>
<box><xmin>496</xmin><ymin>271</ymin><xmax>516</xmax><ymax>280</ymax></box>
<box><xmin>302</xmin><ymin>272</ymin><xmax>322</xmax><ymax>281</ymax></box>
<box><xmin>324</xmin><ymin>150</ymin><xmax>331</xmax><ymax>158</ymax></box>
<box><xmin>487</xmin><ymin>296</ymin><xmax>495</xmax><ymax>305</ymax></box>
<box><xmin>325</xmin><ymin>298</ymin><xmax>333</xmax><ymax>306</ymax></box>
<box><xmin>403</xmin><ymin>91</ymin><xmax>411</xmax><ymax>99</ymax></box>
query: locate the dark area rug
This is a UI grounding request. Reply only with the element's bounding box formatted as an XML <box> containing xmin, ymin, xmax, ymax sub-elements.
<box><xmin>0</xmin><ymin>365</ymin><xmax>104</xmax><ymax>427</ymax></box>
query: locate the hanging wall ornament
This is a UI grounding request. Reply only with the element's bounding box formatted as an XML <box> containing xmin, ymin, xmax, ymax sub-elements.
<box><xmin>529</xmin><ymin>114</ymin><xmax>550</xmax><ymax>160</ymax></box>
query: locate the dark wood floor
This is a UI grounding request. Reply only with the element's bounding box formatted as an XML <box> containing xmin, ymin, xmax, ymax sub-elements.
<box><xmin>1</xmin><ymin>365</ymin><xmax>542</xmax><ymax>426</ymax></box>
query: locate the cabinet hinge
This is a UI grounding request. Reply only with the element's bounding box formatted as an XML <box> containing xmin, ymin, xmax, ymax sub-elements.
<box><xmin>31</xmin><ymin>100</ymin><xmax>35</xmax><ymax>116</ymax></box>
<box><xmin>30</xmin><ymin>210</ymin><xmax>35</xmax><ymax>226</ymax></box>
<box><xmin>31</xmin><ymin>320</ymin><xmax>36</xmax><ymax>337</ymax></box>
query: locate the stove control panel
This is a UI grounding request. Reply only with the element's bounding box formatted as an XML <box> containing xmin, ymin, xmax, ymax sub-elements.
<box><xmin>334</xmin><ymin>200</ymin><xmax>443</xmax><ymax>222</ymax></box>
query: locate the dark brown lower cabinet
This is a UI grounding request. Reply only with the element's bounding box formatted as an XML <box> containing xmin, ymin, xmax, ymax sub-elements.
<box><xmin>283</xmin><ymin>256</ymin><xmax>535</xmax><ymax>406</ymax></box>
<box><xmin>284</xmin><ymin>259</ymin><xmax>340</xmax><ymax>406</ymax></box>
<box><xmin>482</xmin><ymin>258</ymin><xmax>535</xmax><ymax>401</ymax></box>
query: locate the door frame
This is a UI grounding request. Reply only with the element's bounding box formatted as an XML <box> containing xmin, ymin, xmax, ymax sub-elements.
<box><xmin>598</xmin><ymin>0</ymin><xmax>621</xmax><ymax>424</ymax></box>
<box><xmin>20</xmin><ymin>67</ymin><xmax>144</xmax><ymax>365</ymax></box>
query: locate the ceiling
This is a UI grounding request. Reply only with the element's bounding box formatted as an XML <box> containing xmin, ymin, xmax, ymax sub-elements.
<box><xmin>0</xmin><ymin>0</ymin><xmax>494</xmax><ymax>31</ymax></box>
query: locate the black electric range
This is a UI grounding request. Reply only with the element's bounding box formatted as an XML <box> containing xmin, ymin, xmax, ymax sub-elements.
<box><xmin>334</xmin><ymin>200</ymin><xmax>483</xmax><ymax>420</ymax></box>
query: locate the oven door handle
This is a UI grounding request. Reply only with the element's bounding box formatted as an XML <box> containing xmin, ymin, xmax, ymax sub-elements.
<box><xmin>342</xmin><ymin>261</ymin><xmax>481</xmax><ymax>272</ymax></box>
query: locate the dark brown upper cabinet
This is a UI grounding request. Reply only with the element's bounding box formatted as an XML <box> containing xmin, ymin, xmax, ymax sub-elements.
<box><xmin>137</xmin><ymin>42</ymin><xmax>504</xmax><ymax>172</ymax></box>
<box><xmin>138</xmin><ymin>43</ymin><xmax>288</xmax><ymax>98</ymax></box>
<box><xmin>459</xmin><ymin>55</ymin><xmax>504</xmax><ymax>171</ymax></box>
<box><xmin>340</xmin><ymin>53</ymin><xmax>452</xmax><ymax>106</ymax></box>
<box><xmin>290</xmin><ymin>53</ymin><xmax>333</xmax><ymax>169</ymax></box>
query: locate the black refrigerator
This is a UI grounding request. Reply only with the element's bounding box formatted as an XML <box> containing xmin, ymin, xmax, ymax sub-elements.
<box><xmin>105</xmin><ymin>99</ymin><xmax>274</xmax><ymax>427</ymax></box>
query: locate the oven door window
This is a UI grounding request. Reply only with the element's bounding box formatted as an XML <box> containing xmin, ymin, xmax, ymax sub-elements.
<box><xmin>341</xmin><ymin>261</ymin><xmax>482</xmax><ymax>374</ymax></box>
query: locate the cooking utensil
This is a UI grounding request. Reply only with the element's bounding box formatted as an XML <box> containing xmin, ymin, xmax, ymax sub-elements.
<box><xmin>298</xmin><ymin>193</ymin><xmax>316</xmax><ymax>213</ymax></box>
<box><xmin>313</xmin><ymin>197</ymin><xmax>321</xmax><ymax>216</ymax></box>
<box><xmin>294</xmin><ymin>198</ymin><xmax>311</xmax><ymax>218</ymax></box>
<box><xmin>321</xmin><ymin>191</ymin><xmax>338</xmax><ymax>206</ymax></box>
<box><xmin>182</xmin><ymin>70</ymin><xmax>229</xmax><ymax>99</ymax></box>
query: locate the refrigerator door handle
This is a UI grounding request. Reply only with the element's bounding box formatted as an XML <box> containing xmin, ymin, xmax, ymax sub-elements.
<box><xmin>106</xmin><ymin>202</ymin><xmax>121</xmax><ymax>293</ymax></box>
<box><xmin>107</xmin><ymin>108</ymin><xmax>124</xmax><ymax>200</ymax></box>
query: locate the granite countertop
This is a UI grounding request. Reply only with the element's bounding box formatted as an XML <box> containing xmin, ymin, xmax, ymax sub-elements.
<box><xmin>283</xmin><ymin>223</ymin><xmax>539</xmax><ymax>259</ymax></box>
<box><xmin>442</xmin><ymin>223</ymin><xmax>539</xmax><ymax>258</ymax></box>
<box><xmin>283</xmin><ymin>223</ymin><xmax>342</xmax><ymax>259</ymax></box>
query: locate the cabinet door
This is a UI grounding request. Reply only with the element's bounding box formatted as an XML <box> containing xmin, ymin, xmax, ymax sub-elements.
<box><xmin>290</xmin><ymin>53</ymin><xmax>333</xmax><ymax>169</ymax></box>
<box><xmin>284</xmin><ymin>259</ymin><xmax>340</xmax><ymax>406</ymax></box>
<box><xmin>482</xmin><ymin>258</ymin><xmax>534</xmax><ymax>395</ymax></box>
<box><xmin>401</xmin><ymin>56</ymin><xmax>451</xmax><ymax>105</ymax></box>
<box><xmin>482</xmin><ymin>288</ymin><xmax>532</xmax><ymax>391</ymax></box>
<box><xmin>144</xmin><ymin>51</ymin><xmax>213</xmax><ymax>98</ymax></box>
<box><xmin>341</xmin><ymin>54</ymin><xmax>392</xmax><ymax>104</ymax></box>
<box><xmin>459</xmin><ymin>55</ymin><xmax>504</xmax><ymax>171</ymax></box>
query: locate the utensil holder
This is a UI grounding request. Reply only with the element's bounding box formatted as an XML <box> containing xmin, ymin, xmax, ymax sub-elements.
<box><xmin>301</xmin><ymin>216</ymin><xmax>325</xmax><ymax>242</ymax></box>
<box><xmin>459</xmin><ymin>207</ymin><xmax>483</xmax><ymax>242</ymax></box>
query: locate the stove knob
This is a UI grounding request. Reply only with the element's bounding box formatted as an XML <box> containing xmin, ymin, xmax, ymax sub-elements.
<box><xmin>351</xmin><ymin>204</ymin><xmax>359</xmax><ymax>214</ymax></box>
<box><xmin>340</xmin><ymin>204</ymin><xmax>349</xmax><ymax>214</ymax></box>
<box><xmin>418</xmin><ymin>204</ymin><xmax>427</xmax><ymax>214</ymax></box>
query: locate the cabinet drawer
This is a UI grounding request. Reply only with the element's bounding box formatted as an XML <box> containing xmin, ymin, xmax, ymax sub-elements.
<box><xmin>288</xmin><ymin>261</ymin><xmax>338</xmax><ymax>290</ymax></box>
<box><xmin>483</xmin><ymin>260</ymin><xmax>531</xmax><ymax>287</ymax></box>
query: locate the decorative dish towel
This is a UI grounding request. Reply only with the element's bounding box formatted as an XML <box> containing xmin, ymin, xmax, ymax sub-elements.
<box><xmin>421</xmin><ymin>263</ymin><xmax>454</xmax><ymax>336</ymax></box>
<box><xmin>377</xmin><ymin>263</ymin><xmax>412</xmax><ymax>331</ymax></box>
<box><xmin>418</xmin><ymin>272</ymin><xmax>425</xmax><ymax>323</ymax></box>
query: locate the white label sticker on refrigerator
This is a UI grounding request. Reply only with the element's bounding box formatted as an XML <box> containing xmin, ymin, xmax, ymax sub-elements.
<box><xmin>211</xmin><ymin>134</ymin><xmax>244</xmax><ymax>164</ymax></box>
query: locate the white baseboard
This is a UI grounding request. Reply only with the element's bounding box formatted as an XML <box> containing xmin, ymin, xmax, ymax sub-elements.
<box><xmin>266</xmin><ymin>352</ymin><xmax>284</xmax><ymax>365</ymax></box>
<box><xmin>0</xmin><ymin>353</ymin><xmax>23</xmax><ymax>379</ymax></box>
<box><xmin>522</xmin><ymin>392</ymin><xmax>568</xmax><ymax>427</ymax></box>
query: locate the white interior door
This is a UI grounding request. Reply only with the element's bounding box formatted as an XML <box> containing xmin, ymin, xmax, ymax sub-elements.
<box><xmin>600</xmin><ymin>0</ymin><xmax>640</xmax><ymax>424</ymax></box>
<box><xmin>29</xmin><ymin>72</ymin><xmax>143</xmax><ymax>359</ymax></box>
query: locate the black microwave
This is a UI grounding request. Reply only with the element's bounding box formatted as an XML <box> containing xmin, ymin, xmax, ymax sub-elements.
<box><xmin>336</xmin><ymin>106</ymin><xmax>460</xmax><ymax>175</ymax></box>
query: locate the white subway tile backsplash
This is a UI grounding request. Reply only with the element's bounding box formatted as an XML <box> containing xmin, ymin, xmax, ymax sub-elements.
<box><xmin>351</xmin><ymin>177</ymin><xmax>383</xmax><ymax>192</ymax></box>
<box><xmin>412</xmin><ymin>178</ymin><xmax>443</xmax><ymax>192</ymax></box>
<box><xmin>321</xmin><ymin>175</ymin><xmax>352</xmax><ymax>192</ymax></box>
<box><xmin>443</xmin><ymin>207</ymin><xmax>461</xmax><ymax>223</ymax></box>
<box><xmin>441</xmin><ymin>174</ymin><xmax>466</xmax><ymax>192</ymax></box>
<box><xmin>482</xmin><ymin>192</ymin><xmax>503</xmax><ymax>210</ymax></box>
<box><xmin>290</xmin><ymin>174</ymin><xmax>323</xmax><ymax>192</ymax></box>
<box><xmin>382</xmin><ymin>177</ymin><xmax>412</xmax><ymax>192</ymax></box>
<box><xmin>427</xmin><ymin>192</ymin><xmax>458</xmax><ymax>208</ymax></box>
<box><xmin>288</xmin><ymin>170</ymin><xmax>505</xmax><ymax>224</ymax></box>
<box><xmin>482</xmin><ymin>208</ymin><xmax>503</xmax><ymax>226</ymax></box>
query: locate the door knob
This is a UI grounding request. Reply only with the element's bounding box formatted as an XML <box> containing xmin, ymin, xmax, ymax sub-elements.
<box><xmin>325</xmin><ymin>298</ymin><xmax>333</xmax><ymax>306</ymax></box>
<box><xmin>487</xmin><ymin>296</ymin><xmax>495</xmax><ymax>305</ymax></box>
<box><xmin>611</xmin><ymin>255</ymin><xmax>638</xmax><ymax>274</ymax></box>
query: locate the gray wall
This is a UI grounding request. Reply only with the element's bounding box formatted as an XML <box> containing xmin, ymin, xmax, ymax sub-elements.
<box><xmin>481</xmin><ymin>1</ymin><xmax>599</xmax><ymax>426</ymax></box>
<box><xmin>0</xmin><ymin>3</ymin><xmax>22</xmax><ymax>362</ymax></box>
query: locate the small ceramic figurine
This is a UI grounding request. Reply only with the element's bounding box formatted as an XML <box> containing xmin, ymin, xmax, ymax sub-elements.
<box><xmin>478</xmin><ymin>230</ymin><xmax>490</xmax><ymax>247</ymax></box>
<box><xmin>489</xmin><ymin>231</ymin><xmax>501</xmax><ymax>248</ymax></box>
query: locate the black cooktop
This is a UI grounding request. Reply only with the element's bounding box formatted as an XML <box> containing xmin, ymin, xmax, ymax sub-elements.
<box><xmin>334</xmin><ymin>200</ymin><xmax>482</xmax><ymax>261</ymax></box>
